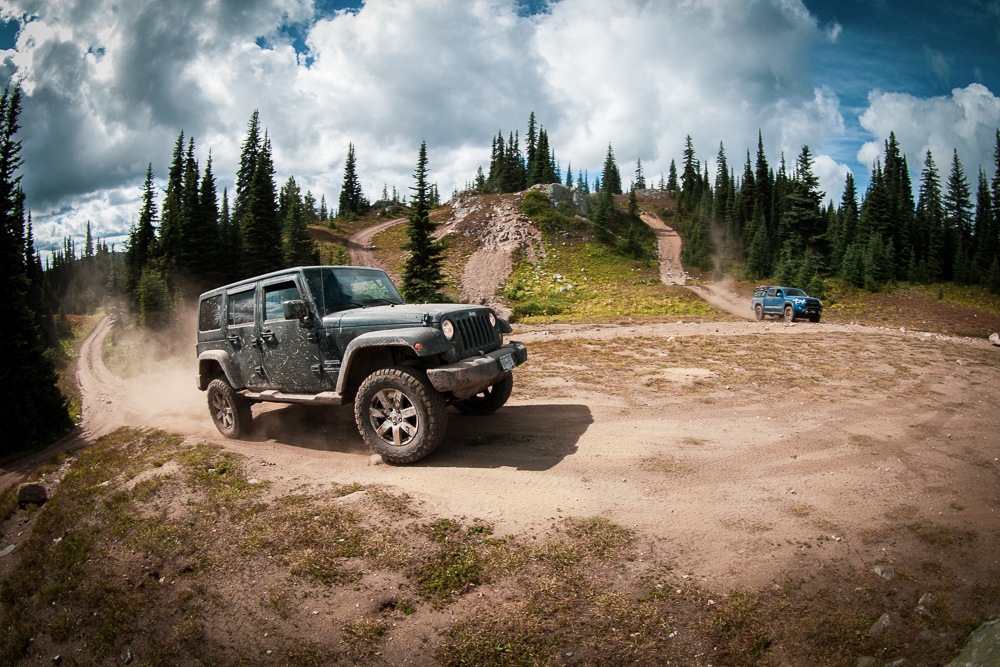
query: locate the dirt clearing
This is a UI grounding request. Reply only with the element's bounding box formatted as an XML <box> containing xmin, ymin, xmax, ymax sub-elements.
<box><xmin>50</xmin><ymin>318</ymin><xmax>1000</xmax><ymax>588</ymax></box>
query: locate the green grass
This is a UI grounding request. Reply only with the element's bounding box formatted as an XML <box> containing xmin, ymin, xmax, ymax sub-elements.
<box><xmin>503</xmin><ymin>237</ymin><xmax>718</xmax><ymax>322</ymax></box>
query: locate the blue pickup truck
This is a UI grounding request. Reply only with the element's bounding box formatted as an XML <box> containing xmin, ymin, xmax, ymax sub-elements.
<box><xmin>751</xmin><ymin>286</ymin><xmax>823</xmax><ymax>323</ymax></box>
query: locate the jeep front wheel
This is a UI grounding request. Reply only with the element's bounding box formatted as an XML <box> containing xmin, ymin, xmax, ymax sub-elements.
<box><xmin>453</xmin><ymin>373</ymin><xmax>513</xmax><ymax>416</ymax></box>
<box><xmin>207</xmin><ymin>378</ymin><xmax>252</xmax><ymax>438</ymax></box>
<box><xmin>355</xmin><ymin>366</ymin><xmax>448</xmax><ymax>464</ymax></box>
<box><xmin>783</xmin><ymin>305</ymin><xmax>796</xmax><ymax>323</ymax></box>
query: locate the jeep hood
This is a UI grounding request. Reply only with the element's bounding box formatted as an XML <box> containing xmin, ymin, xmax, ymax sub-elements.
<box><xmin>321</xmin><ymin>303</ymin><xmax>490</xmax><ymax>329</ymax></box>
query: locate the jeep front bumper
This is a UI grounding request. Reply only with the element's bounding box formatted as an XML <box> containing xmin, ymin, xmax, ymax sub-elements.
<box><xmin>426</xmin><ymin>341</ymin><xmax>528</xmax><ymax>400</ymax></box>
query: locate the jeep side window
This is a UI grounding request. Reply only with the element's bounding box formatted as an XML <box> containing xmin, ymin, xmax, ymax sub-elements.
<box><xmin>228</xmin><ymin>289</ymin><xmax>255</xmax><ymax>326</ymax></box>
<box><xmin>264</xmin><ymin>280</ymin><xmax>301</xmax><ymax>321</ymax></box>
<box><xmin>199</xmin><ymin>295</ymin><xmax>222</xmax><ymax>331</ymax></box>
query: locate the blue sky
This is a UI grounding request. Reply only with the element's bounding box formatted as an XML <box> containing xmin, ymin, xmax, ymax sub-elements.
<box><xmin>1</xmin><ymin>0</ymin><xmax>998</xmax><ymax>257</ymax></box>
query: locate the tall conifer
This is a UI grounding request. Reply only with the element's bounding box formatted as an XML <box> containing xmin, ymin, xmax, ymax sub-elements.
<box><xmin>401</xmin><ymin>142</ymin><xmax>446</xmax><ymax>302</ymax></box>
<box><xmin>0</xmin><ymin>85</ymin><xmax>71</xmax><ymax>456</ymax></box>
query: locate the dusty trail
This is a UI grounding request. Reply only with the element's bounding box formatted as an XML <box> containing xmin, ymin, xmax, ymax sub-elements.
<box><xmin>640</xmin><ymin>209</ymin><xmax>754</xmax><ymax>320</ymax></box>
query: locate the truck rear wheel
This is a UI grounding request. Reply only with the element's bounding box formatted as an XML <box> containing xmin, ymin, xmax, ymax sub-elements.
<box><xmin>453</xmin><ymin>373</ymin><xmax>513</xmax><ymax>416</ymax></box>
<box><xmin>207</xmin><ymin>378</ymin><xmax>252</xmax><ymax>438</ymax></box>
<box><xmin>754</xmin><ymin>304</ymin><xmax>764</xmax><ymax>321</ymax></box>
<box><xmin>783</xmin><ymin>305</ymin><xmax>796</xmax><ymax>323</ymax></box>
<box><xmin>355</xmin><ymin>366</ymin><xmax>448</xmax><ymax>464</ymax></box>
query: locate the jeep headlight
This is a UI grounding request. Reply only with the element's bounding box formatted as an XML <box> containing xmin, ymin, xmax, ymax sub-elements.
<box><xmin>488</xmin><ymin>312</ymin><xmax>497</xmax><ymax>327</ymax></box>
<box><xmin>441</xmin><ymin>319</ymin><xmax>455</xmax><ymax>340</ymax></box>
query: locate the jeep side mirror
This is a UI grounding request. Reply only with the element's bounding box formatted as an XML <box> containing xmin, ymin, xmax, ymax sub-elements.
<box><xmin>283</xmin><ymin>299</ymin><xmax>308</xmax><ymax>320</ymax></box>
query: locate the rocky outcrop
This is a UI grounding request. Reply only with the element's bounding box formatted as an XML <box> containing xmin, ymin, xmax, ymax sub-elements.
<box><xmin>527</xmin><ymin>183</ymin><xmax>591</xmax><ymax>215</ymax></box>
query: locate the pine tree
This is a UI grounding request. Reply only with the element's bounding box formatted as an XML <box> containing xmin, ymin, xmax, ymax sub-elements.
<box><xmin>680</xmin><ymin>135</ymin><xmax>699</xmax><ymax>207</ymax></box>
<box><xmin>218</xmin><ymin>188</ymin><xmax>238</xmax><ymax>283</ymax></box>
<box><xmin>601</xmin><ymin>143</ymin><xmax>621</xmax><ymax>195</ymax></box>
<box><xmin>0</xmin><ymin>84</ymin><xmax>71</xmax><ymax>456</ymax></box>
<box><xmin>712</xmin><ymin>142</ymin><xmax>729</xmax><ymax>222</ymax></box>
<box><xmin>125</xmin><ymin>164</ymin><xmax>158</xmax><ymax>292</ymax></box>
<box><xmin>917</xmin><ymin>150</ymin><xmax>945</xmax><ymax>282</ymax></box>
<box><xmin>339</xmin><ymin>143</ymin><xmax>366</xmax><ymax>218</ymax></box>
<box><xmin>882</xmin><ymin>133</ymin><xmax>915</xmax><ymax>275</ymax></box>
<box><xmin>973</xmin><ymin>168</ymin><xmax>994</xmax><ymax>281</ymax></box>
<box><xmin>233</xmin><ymin>110</ymin><xmax>261</xmax><ymax>232</ymax></box>
<box><xmin>241</xmin><ymin>134</ymin><xmax>282</xmax><ymax>277</ymax></box>
<box><xmin>282</xmin><ymin>177</ymin><xmax>319</xmax><ymax>267</ymax></box>
<box><xmin>667</xmin><ymin>160</ymin><xmax>678</xmax><ymax>193</ymax></box>
<box><xmin>176</xmin><ymin>137</ymin><xmax>202</xmax><ymax>276</ymax></box>
<box><xmin>197</xmin><ymin>152</ymin><xmax>221</xmax><ymax>284</ymax></box>
<box><xmin>634</xmin><ymin>158</ymin><xmax>646</xmax><ymax>190</ymax></box>
<box><xmin>157</xmin><ymin>131</ymin><xmax>186</xmax><ymax>262</ymax></box>
<box><xmin>782</xmin><ymin>145</ymin><xmax>825</xmax><ymax>254</ymax></box>
<box><xmin>944</xmin><ymin>149</ymin><xmax>973</xmax><ymax>282</ymax></box>
<box><xmin>525</xmin><ymin>112</ymin><xmax>537</xmax><ymax>179</ymax></box>
<box><xmin>401</xmin><ymin>141</ymin><xmax>446</xmax><ymax>302</ymax></box>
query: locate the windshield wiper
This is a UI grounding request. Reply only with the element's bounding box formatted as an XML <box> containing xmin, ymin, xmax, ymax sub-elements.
<box><xmin>359</xmin><ymin>298</ymin><xmax>399</xmax><ymax>306</ymax></box>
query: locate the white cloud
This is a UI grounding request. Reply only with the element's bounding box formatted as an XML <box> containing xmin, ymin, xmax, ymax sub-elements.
<box><xmin>2</xmin><ymin>0</ymin><xmax>847</xmax><ymax>249</ymax></box>
<box><xmin>812</xmin><ymin>153</ymin><xmax>852</xmax><ymax>207</ymax></box>
<box><xmin>857</xmin><ymin>83</ymin><xmax>1000</xmax><ymax>179</ymax></box>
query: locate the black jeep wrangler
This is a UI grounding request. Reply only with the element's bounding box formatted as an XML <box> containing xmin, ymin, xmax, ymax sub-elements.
<box><xmin>196</xmin><ymin>266</ymin><xmax>527</xmax><ymax>463</ymax></box>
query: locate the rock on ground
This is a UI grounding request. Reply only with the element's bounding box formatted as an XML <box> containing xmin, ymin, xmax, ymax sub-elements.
<box><xmin>17</xmin><ymin>482</ymin><xmax>47</xmax><ymax>506</ymax></box>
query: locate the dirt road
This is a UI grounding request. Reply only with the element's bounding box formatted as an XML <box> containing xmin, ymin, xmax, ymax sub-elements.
<box><xmin>17</xmin><ymin>314</ymin><xmax>994</xmax><ymax>599</ymax></box>
<box><xmin>640</xmin><ymin>209</ymin><xmax>754</xmax><ymax>320</ymax></box>
<box><xmin>346</xmin><ymin>217</ymin><xmax>406</xmax><ymax>268</ymax></box>
<box><xmin>640</xmin><ymin>211</ymin><xmax>686</xmax><ymax>286</ymax></box>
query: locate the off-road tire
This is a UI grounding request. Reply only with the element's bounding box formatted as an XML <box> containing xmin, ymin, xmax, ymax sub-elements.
<box><xmin>783</xmin><ymin>305</ymin><xmax>796</xmax><ymax>323</ymax></box>
<box><xmin>809</xmin><ymin>313</ymin><xmax>821</xmax><ymax>323</ymax></box>
<box><xmin>207</xmin><ymin>378</ymin><xmax>252</xmax><ymax>438</ymax></box>
<box><xmin>355</xmin><ymin>366</ymin><xmax>448</xmax><ymax>464</ymax></box>
<box><xmin>453</xmin><ymin>373</ymin><xmax>513</xmax><ymax>416</ymax></box>
<box><xmin>754</xmin><ymin>304</ymin><xmax>764</xmax><ymax>321</ymax></box>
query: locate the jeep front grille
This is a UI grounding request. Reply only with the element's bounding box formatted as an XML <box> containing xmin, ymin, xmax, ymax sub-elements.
<box><xmin>454</xmin><ymin>312</ymin><xmax>499</xmax><ymax>355</ymax></box>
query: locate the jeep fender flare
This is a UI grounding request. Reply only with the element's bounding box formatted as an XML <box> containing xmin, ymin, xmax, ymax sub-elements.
<box><xmin>336</xmin><ymin>327</ymin><xmax>453</xmax><ymax>395</ymax></box>
<box><xmin>197</xmin><ymin>350</ymin><xmax>244</xmax><ymax>390</ymax></box>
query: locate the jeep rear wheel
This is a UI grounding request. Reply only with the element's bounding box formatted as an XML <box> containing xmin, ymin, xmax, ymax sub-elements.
<box><xmin>207</xmin><ymin>378</ymin><xmax>252</xmax><ymax>438</ymax></box>
<box><xmin>355</xmin><ymin>366</ymin><xmax>447</xmax><ymax>464</ymax></box>
<box><xmin>754</xmin><ymin>304</ymin><xmax>764</xmax><ymax>321</ymax></box>
<box><xmin>453</xmin><ymin>373</ymin><xmax>513</xmax><ymax>416</ymax></box>
<box><xmin>783</xmin><ymin>305</ymin><xmax>796</xmax><ymax>323</ymax></box>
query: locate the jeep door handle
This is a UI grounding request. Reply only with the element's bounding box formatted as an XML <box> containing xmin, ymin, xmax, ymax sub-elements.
<box><xmin>261</xmin><ymin>328</ymin><xmax>276</xmax><ymax>342</ymax></box>
<box><xmin>226</xmin><ymin>334</ymin><xmax>240</xmax><ymax>347</ymax></box>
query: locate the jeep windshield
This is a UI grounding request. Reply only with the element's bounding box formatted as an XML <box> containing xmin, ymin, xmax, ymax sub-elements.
<box><xmin>303</xmin><ymin>267</ymin><xmax>405</xmax><ymax>316</ymax></box>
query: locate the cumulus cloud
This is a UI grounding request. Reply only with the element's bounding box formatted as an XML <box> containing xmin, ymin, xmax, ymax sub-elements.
<box><xmin>1</xmin><ymin>0</ymin><xmax>849</xmax><ymax>251</ymax></box>
<box><xmin>857</xmin><ymin>83</ymin><xmax>1000</xmax><ymax>180</ymax></box>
